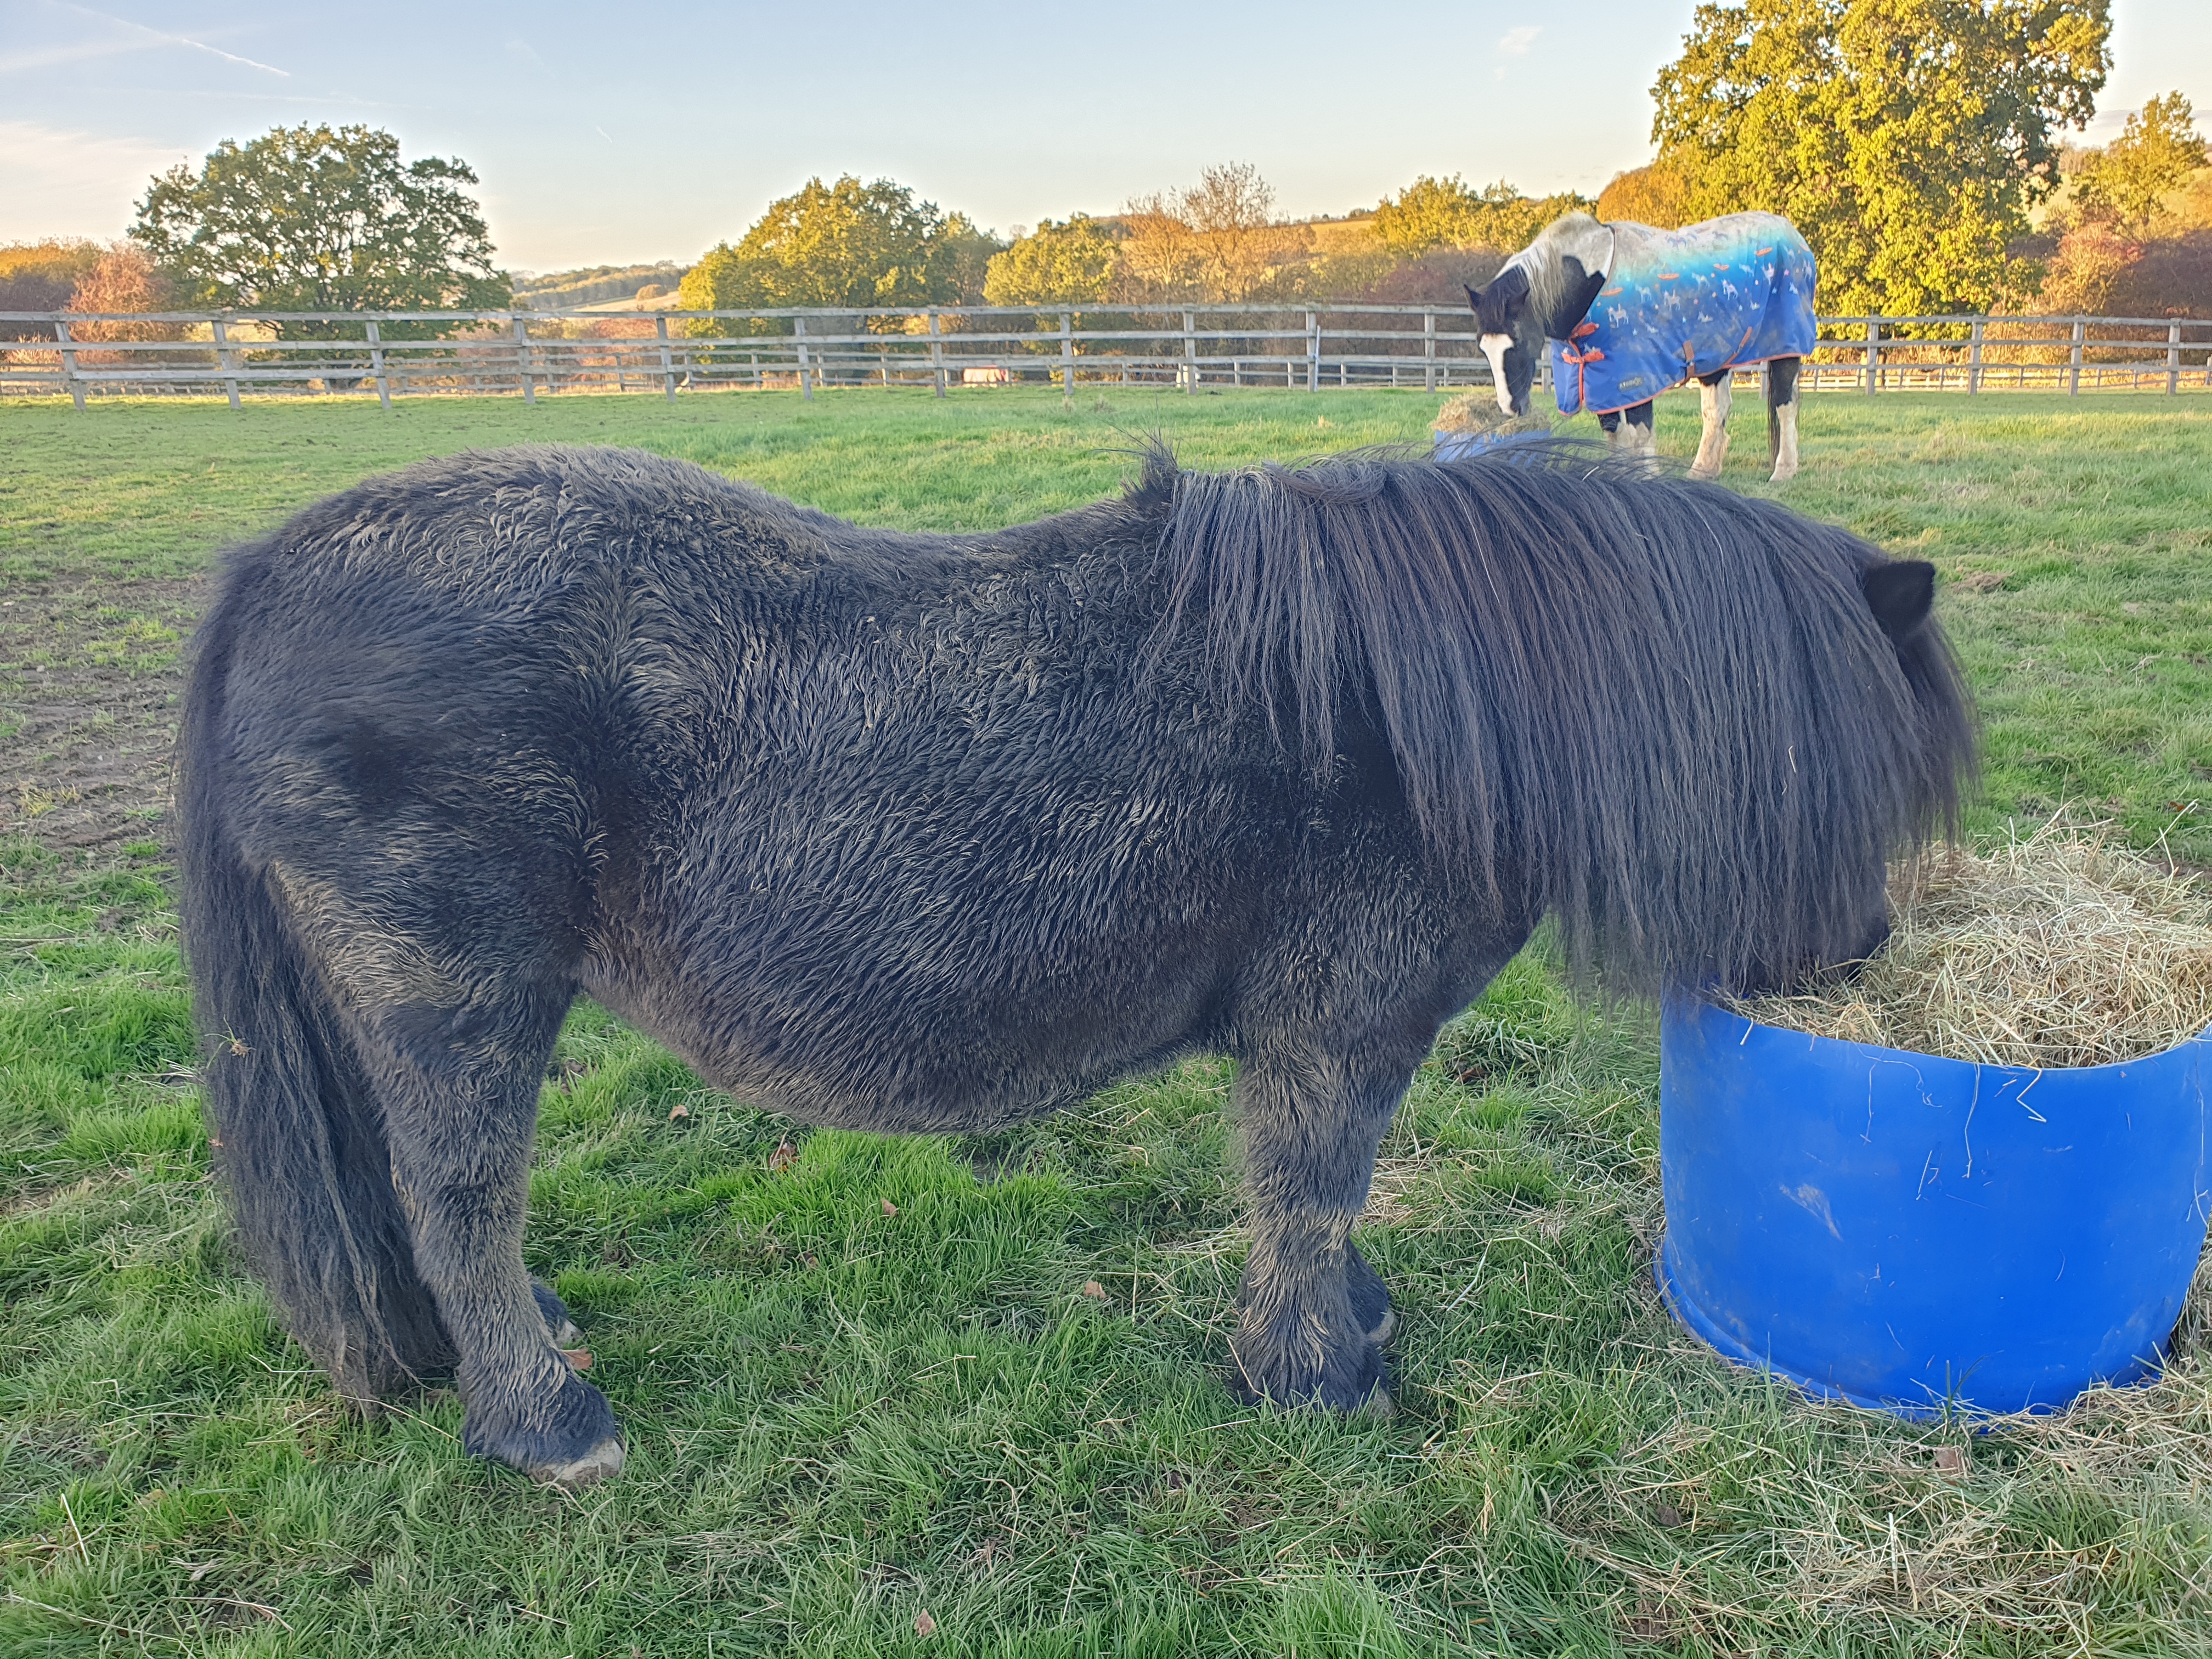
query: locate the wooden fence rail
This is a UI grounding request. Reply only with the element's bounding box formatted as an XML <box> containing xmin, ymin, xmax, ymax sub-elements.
<box><xmin>3</xmin><ymin>306</ymin><xmax>2207</xmax><ymax>407</ymax></box>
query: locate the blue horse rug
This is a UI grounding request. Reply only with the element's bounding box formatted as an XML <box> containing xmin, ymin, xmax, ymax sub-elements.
<box><xmin>1551</xmin><ymin>212</ymin><xmax>1818</xmax><ymax>418</ymax></box>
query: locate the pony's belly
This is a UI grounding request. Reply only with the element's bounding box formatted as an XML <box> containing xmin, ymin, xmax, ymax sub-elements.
<box><xmin>577</xmin><ymin>924</ymin><xmax>1235</xmax><ymax>1136</ymax></box>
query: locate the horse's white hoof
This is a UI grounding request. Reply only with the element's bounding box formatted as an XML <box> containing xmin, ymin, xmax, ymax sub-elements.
<box><xmin>1369</xmin><ymin>1307</ymin><xmax>1397</xmax><ymax>1346</ymax></box>
<box><xmin>1770</xmin><ymin>465</ymin><xmax>1799</xmax><ymax>483</ymax></box>
<box><xmin>537</xmin><ymin>1436</ymin><xmax>625</xmax><ymax>1489</ymax></box>
<box><xmin>1355</xmin><ymin>1385</ymin><xmax>1396</xmax><ymax>1420</ymax></box>
<box><xmin>1689</xmin><ymin>464</ymin><xmax>1720</xmax><ymax>482</ymax></box>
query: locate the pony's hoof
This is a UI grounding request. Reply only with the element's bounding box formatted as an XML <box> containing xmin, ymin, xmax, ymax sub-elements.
<box><xmin>462</xmin><ymin>1367</ymin><xmax>623</xmax><ymax>1486</ymax></box>
<box><xmin>1688</xmin><ymin>464</ymin><xmax>1721</xmax><ymax>482</ymax></box>
<box><xmin>1355</xmin><ymin>1384</ymin><xmax>1396</xmax><ymax>1420</ymax></box>
<box><xmin>1770</xmin><ymin>465</ymin><xmax>1799</xmax><ymax>484</ymax></box>
<box><xmin>1368</xmin><ymin>1307</ymin><xmax>1397</xmax><ymax>1346</ymax></box>
<box><xmin>535</xmin><ymin>1436</ymin><xmax>625</xmax><ymax>1489</ymax></box>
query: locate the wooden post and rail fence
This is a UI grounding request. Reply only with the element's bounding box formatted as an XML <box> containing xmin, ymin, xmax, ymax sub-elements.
<box><xmin>3</xmin><ymin>304</ymin><xmax>2205</xmax><ymax>406</ymax></box>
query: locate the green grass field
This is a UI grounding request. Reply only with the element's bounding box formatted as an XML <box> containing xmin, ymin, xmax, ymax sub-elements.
<box><xmin>3</xmin><ymin>386</ymin><xmax>2211</xmax><ymax>1656</ymax></box>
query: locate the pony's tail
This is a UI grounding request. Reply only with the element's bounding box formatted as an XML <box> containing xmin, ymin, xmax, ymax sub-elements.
<box><xmin>179</xmin><ymin>571</ymin><xmax>453</xmax><ymax>1406</ymax></box>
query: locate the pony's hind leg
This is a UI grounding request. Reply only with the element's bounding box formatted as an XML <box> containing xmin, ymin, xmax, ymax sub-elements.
<box><xmin>1690</xmin><ymin>369</ymin><xmax>1733</xmax><ymax>479</ymax></box>
<box><xmin>282</xmin><ymin>849</ymin><xmax>620</xmax><ymax>1486</ymax></box>
<box><xmin>348</xmin><ymin>979</ymin><xmax>622</xmax><ymax>1487</ymax></box>
<box><xmin>1767</xmin><ymin>356</ymin><xmax>1802</xmax><ymax>481</ymax></box>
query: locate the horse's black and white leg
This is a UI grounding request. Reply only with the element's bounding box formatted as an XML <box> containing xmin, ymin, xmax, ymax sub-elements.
<box><xmin>1690</xmin><ymin>369</ymin><xmax>1733</xmax><ymax>479</ymax></box>
<box><xmin>1766</xmin><ymin>356</ymin><xmax>1802</xmax><ymax>482</ymax></box>
<box><xmin>1597</xmin><ymin>409</ymin><xmax>1621</xmax><ymax>451</ymax></box>
<box><xmin>1622</xmin><ymin>400</ymin><xmax>1656</xmax><ymax>458</ymax></box>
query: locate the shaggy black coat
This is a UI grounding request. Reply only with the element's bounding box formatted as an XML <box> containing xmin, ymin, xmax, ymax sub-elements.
<box><xmin>179</xmin><ymin>442</ymin><xmax>1972</xmax><ymax>1485</ymax></box>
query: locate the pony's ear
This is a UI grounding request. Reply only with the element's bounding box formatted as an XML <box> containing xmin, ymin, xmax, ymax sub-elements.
<box><xmin>1861</xmin><ymin>560</ymin><xmax>1935</xmax><ymax>641</ymax></box>
<box><xmin>1464</xmin><ymin>283</ymin><xmax>1482</xmax><ymax>312</ymax></box>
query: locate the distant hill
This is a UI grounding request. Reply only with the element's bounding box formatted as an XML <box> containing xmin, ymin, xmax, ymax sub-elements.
<box><xmin>515</xmin><ymin>262</ymin><xmax>687</xmax><ymax>311</ymax></box>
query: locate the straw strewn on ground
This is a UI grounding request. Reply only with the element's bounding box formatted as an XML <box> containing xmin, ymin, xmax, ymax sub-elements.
<box><xmin>1730</xmin><ymin>820</ymin><xmax>2212</xmax><ymax>1068</ymax></box>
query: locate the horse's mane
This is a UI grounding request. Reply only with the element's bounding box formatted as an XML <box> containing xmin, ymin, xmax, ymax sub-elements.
<box><xmin>1511</xmin><ymin>211</ymin><xmax>1611</xmax><ymax>331</ymax></box>
<box><xmin>1144</xmin><ymin>444</ymin><xmax>1973</xmax><ymax>989</ymax></box>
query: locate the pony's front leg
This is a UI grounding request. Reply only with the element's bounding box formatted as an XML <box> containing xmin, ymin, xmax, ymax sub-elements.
<box><xmin>1690</xmin><ymin>370</ymin><xmax>1733</xmax><ymax>479</ymax></box>
<box><xmin>1228</xmin><ymin>1041</ymin><xmax>1424</xmax><ymax>1414</ymax></box>
<box><xmin>357</xmin><ymin>992</ymin><xmax>623</xmax><ymax>1488</ymax></box>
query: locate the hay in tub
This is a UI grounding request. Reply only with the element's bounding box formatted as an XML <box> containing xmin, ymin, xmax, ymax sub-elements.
<box><xmin>1725</xmin><ymin>820</ymin><xmax>2212</xmax><ymax>1070</ymax></box>
<box><xmin>1434</xmin><ymin>391</ymin><xmax>1552</xmax><ymax>438</ymax></box>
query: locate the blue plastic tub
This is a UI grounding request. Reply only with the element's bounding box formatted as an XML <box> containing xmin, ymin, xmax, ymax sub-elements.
<box><xmin>1658</xmin><ymin>997</ymin><xmax>2212</xmax><ymax>1417</ymax></box>
<box><xmin>1433</xmin><ymin>427</ymin><xmax>1551</xmax><ymax>461</ymax></box>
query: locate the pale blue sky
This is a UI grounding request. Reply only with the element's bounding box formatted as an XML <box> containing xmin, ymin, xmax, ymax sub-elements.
<box><xmin>4</xmin><ymin>0</ymin><xmax>2206</xmax><ymax>274</ymax></box>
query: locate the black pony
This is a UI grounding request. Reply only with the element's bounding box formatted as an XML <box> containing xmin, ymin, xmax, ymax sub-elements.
<box><xmin>179</xmin><ymin>443</ymin><xmax>1971</xmax><ymax>1486</ymax></box>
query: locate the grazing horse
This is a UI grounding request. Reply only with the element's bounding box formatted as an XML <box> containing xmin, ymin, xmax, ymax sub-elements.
<box><xmin>179</xmin><ymin>443</ymin><xmax>1970</xmax><ymax>1487</ymax></box>
<box><xmin>1468</xmin><ymin>211</ymin><xmax>1819</xmax><ymax>481</ymax></box>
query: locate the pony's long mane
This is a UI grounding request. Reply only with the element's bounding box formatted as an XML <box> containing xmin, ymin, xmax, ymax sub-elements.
<box><xmin>1146</xmin><ymin>444</ymin><xmax>1973</xmax><ymax>989</ymax></box>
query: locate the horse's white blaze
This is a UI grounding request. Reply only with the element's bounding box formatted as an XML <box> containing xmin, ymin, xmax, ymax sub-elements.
<box><xmin>1480</xmin><ymin>333</ymin><xmax>1515</xmax><ymax>413</ymax></box>
<box><xmin>1772</xmin><ymin>397</ymin><xmax>1801</xmax><ymax>482</ymax></box>
<box><xmin>1691</xmin><ymin>377</ymin><xmax>1733</xmax><ymax>478</ymax></box>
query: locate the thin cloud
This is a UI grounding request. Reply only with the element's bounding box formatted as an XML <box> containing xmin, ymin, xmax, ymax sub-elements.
<box><xmin>9</xmin><ymin>1</ymin><xmax>292</xmax><ymax>77</ymax></box>
<box><xmin>0</xmin><ymin>120</ymin><xmax>189</xmax><ymax>240</ymax></box>
<box><xmin>1497</xmin><ymin>26</ymin><xmax>1542</xmax><ymax>55</ymax></box>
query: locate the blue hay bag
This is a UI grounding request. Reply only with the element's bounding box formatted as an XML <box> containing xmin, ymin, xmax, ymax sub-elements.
<box><xmin>1657</xmin><ymin>996</ymin><xmax>2212</xmax><ymax>1417</ymax></box>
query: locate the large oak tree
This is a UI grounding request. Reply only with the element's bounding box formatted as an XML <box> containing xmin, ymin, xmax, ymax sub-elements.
<box><xmin>131</xmin><ymin>124</ymin><xmax>509</xmax><ymax>335</ymax></box>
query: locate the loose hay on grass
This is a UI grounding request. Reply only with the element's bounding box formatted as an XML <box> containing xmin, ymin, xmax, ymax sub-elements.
<box><xmin>1727</xmin><ymin>820</ymin><xmax>2212</xmax><ymax>1069</ymax></box>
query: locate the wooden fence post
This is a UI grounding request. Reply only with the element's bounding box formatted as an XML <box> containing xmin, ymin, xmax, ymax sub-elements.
<box><xmin>512</xmin><ymin>315</ymin><xmax>536</xmax><ymax>403</ymax></box>
<box><xmin>1183</xmin><ymin>309</ymin><xmax>1197</xmax><ymax>393</ymax></box>
<box><xmin>365</xmin><ymin>320</ymin><xmax>392</xmax><ymax>410</ymax></box>
<box><xmin>1307</xmin><ymin>312</ymin><xmax>1320</xmax><ymax>392</ymax></box>
<box><xmin>928</xmin><ymin>309</ymin><xmax>946</xmax><ymax>398</ymax></box>
<box><xmin>54</xmin><ymin>319</ymin><xmax>84</xmax><ymax>410</ymax></box>
<box><xmin>2068</xmin><ymin>318</ymin><xmax>2085</xmax><ymax>396</ymax></box>
<box><xmin>657</xmin><ymin>314</ymin><xmax>676</xmax><ymax>401</ymax></box>
<box><xmin>2166</xmin><ymin>320</ymin><xmax>2182</xmax><ymax>396</ymax></box>
<box><xmin>1864</xmin><ymin>318</ymin><xmax>1880</xmax><ymax>394</ymax></box>
<box><xmin>212</xmin><ymin>318</ymin><xmax>240</xmax><ymax>408</ymax></box>
<box><xmin>795</xmin><ymin>316</ymin><xmax>811</xmax><ymax>400</ymax></box>
<box><xmin>1967</xmin><ymin>319</ymin><xmax>1984</xmax><ymax>396</ymax></box>
<box><xmin>1060</xmin><ymin>311</ymin><xmax>1075</xmax><ymax>402</ymax></box>
<box><xmin>1424</xmin><ymin>311</ymin><xmax>1436</xmax><ymax>392</ymax></box>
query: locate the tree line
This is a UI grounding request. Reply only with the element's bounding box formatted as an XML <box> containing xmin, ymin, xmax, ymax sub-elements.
<box><xmin>3</xmin><ymin>0</ymin><xmax>2204</xmax><ymax>347</ymax></box>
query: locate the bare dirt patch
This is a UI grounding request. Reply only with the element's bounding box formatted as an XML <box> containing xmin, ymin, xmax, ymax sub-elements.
<box><xmin>0</xmin><ymin>576</ymin><xmax>205</xmax><ymax>853</ymax></box>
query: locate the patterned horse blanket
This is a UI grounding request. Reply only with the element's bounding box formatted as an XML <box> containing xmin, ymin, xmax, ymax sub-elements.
<box><xmin>1550</xmin><ymin>212</ymin><xmax>1818</xmax><ymax>417</ymax></box>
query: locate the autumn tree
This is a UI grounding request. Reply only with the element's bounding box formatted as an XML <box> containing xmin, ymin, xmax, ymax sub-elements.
<box><xmin>1650</xmin><ymin>0</ymin><xmax>2113</xmax><ymax>314</ymax></box>
<box><xmin>1596</xmin><ymin>160</ymin><xmax>1695</xmax><ymax>229</ymax></box>
<box><xmin>1117</xmin><ymin>164</ymin><xmax>1307</xmax><ymax>303</ymax></box>
<box><xmin>1370</xmin><ymin>176</ymin><xmax>1596</xmax><ymax>256</ymax></box>
<box><xmin>678</xmin><ymin>176</ymin><xmax>999</xmax><ymax>331</ymax></box>
<box><xmin>131</xmin><ymin>125</ymin><xmax>509</xmax><ymax>336</ymax></box>
<box><xmin>2073</xmin><ymin>92</ymin><xmax>2208</xmax><ymax>230</ymax></box>
<box><xmin>983</xmin><ymin>217</ymin><xmax>1120</xmax><ymax>306</ymax></box>
<box><xmin>65</xmin><ymin>244</ymin><xmax>184</xmax><ymax>345</ymax></box>
<box><xmin>0</xmin><ymin>241</ymin><xmax>103</xmax><ymax>338</ymax></box>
